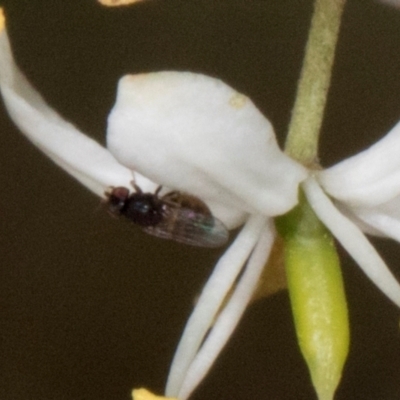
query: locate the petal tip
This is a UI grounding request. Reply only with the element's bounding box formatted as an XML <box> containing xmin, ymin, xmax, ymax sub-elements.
<box><xmin>0</xmin><ymin>8</ymin><xmax>5</xmax><ymax>32</ymax></box>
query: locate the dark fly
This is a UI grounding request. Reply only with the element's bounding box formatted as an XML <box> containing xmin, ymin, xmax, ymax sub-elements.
<box><xmin>106</xmin><ymin>185</ymin><xmax>229</xmax><ymax>248</ymax></box>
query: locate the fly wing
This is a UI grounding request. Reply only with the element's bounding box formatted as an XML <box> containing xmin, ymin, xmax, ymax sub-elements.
<box><xmin>141</xmin><ymin>207</ymin><xmax>229</xmax><ymax>248</ymax></box>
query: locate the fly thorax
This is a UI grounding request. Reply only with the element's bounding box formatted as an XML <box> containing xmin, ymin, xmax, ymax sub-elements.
<box><xmin>123</xmin><ymin>193</ymin><xmax>164</xmax><ymax>226</ymax></box>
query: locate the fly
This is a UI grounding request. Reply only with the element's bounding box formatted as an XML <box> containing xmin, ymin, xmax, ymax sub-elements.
<box><xmin>106</xmin><ymin>184</ymin><xmax>229</xmax><ymax>248</ymax></box>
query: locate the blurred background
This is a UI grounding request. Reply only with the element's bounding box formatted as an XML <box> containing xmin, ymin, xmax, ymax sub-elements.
<box><xmin>1</xmin><ymin>1</ymin><xmax>400</xmax><ymax>399</ymax></box>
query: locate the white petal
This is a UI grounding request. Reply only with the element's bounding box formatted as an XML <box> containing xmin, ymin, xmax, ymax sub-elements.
<box><xmin>329</xmin><ymin>203</ymin><xmax>389</xmax><ymax>237</ymax></box>
<box><xmin>319</xmin><ymin>121</ymin><xmax>400</xmax><ymax>208</ymax></box>
<box><xmin>0</xmin><ymin>29</ymin><xmax>133</xmax><ymax>197</ymax></box>
<box><xmin>318</xmin><ymin>121</ymin><xmax>400</xmax><ymax>241</ymax></box>
<box><xmin>165</xmin><ymin>215</ymin><xmax>268</xmax><ymax>397</ymax></box>
<box><xmin>177</xmin><ymin>219</ymin><xmax>274</xmax><ymax>400</ymax></box>
<box><xmin>341</xmin><ymin>198</ymin><xmax>400</xmax><ymax>242</ymax></box>
<box><xmin>355</xmin><ymin>210</ymin><xmax>400</xmax><ymax>242</ymax></box>
<box><xmin>303</xmin><ymin>176</ymin><xmax>400</xmax><ymax>307</ymax></box>
<box><xmin>107</xmin><ymin>72</ymin><xmax>307</xmax><ymax>227</ymax></box>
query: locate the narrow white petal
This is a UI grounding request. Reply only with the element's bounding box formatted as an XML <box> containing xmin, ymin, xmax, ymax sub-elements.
<box><xmin>330</xmin><ymin>203</ymin><xmax>388</xmax><ymax>238</ymax></box>
<box><xmin>319</xmin><ymin>121</ymin><xmax>400</xmax><ymax>208</ymax></box>
<box><xmin>177</xmin><ymin>219</ymin><xmax>273</xmax><ymax>400</ymax></box>
<box><xmin>350</xmin><ymin>207</ymin><xmax>400</xmax><ymax>243</ymax></box>
<box><xmin>107</xmin><ymin>72</ymin><xmax>307</xmax><ymax>226</ymax></box>
<box><xmin>339</xmin><ymin>194</ymin><xmax>400</xmax><ymax>242</ymax></box>
<box><xmin>0</xmin><ymin>29</ymin><xmax>133</xmax><ymax>197</ymax></box>
<box><xmin>165</xmin><ymin>215</ymin><xmax>267</xmax><ymax>397</ymax></box>
<box><xmin>303</xmin><ymin>177</ymin><xmax>400</xmax><ymax>307</ymax></box>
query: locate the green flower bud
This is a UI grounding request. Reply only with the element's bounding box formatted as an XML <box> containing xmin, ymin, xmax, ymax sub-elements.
<box><xmin>277</xmin><ymin>193</ymin><xmax>349</xmax><ymax>400</ymax></box>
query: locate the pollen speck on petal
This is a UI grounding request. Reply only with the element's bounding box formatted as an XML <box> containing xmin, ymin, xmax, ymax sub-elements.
<box><xmin>229</xmin><ymin>93</ymin><xmax>247</xmax><ymax>109</ymax></box>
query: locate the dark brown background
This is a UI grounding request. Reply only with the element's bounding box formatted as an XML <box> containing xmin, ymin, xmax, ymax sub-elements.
<box><xmin>1</xmin><ymin>1</ymin><xmax>400</xmax><ymax>399</ymax></box>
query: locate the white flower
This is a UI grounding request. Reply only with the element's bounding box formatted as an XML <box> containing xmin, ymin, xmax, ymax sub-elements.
<box><xmin>107</xmin><ymin>72</ymin><xmax>307</xmax><ymax>228</ymax></box>
<box><xmin>2</xmin><ymin>22</ymin><xmax>400</xmax><ymax>400</ymax></box>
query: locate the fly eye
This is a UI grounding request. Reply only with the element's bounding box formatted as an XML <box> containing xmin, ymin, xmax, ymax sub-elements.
<box><xmin>132</xmin><ymin>201</ymin><xmax>151</xmax><ymax>214</ymax></box>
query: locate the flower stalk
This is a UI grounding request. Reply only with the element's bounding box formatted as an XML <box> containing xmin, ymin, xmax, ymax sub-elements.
<box><xmin>281</xmin><ymin>1</ymin><xmax>349</xmax><ymax>399</ymax></box>
<box><xmin>285</xmin><ymin>0</ymin><xmax>346</xmax><ymax>165</ymax></box>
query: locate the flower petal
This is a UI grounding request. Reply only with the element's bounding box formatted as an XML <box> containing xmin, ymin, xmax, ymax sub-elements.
<box><xmin>99</xmin><ymin>0</ymin><xmax>147</xmax><ymax>5</ymax></box>
<box><xmin>131</xmin><ymin>388</ymin><xmax>177</xmax><ymax>400</ymax></box>
<box><xmin>318</xmin><ymin>121</ymin><xmax>400</xmax><ymax>241</ymax></box>
<box><xmin>342</xmin><ymin>200</ymin><xmax>400</xmax><ymax>242</ymax></box>
<box><xmin>303</xmin><ymin>176</ymin><xmax>400</xmax><ymax>307</ymax></box>
<box><xmin>0</xmin><ymin>29</ymin><xmax>133</xmax><ymax>197</ymax></box>
<box><xmin>165</xmin><ymin>215</ymin><xmax>268</xmax><ymax>397</ymax></box>
<box><xmin>177</xmin><ymin>219</ymin><xmax>274</xmax><ymax>400</ymax></box>
<box><xmin>107</xmin><ymin>72</ymin><xmax>307</xmax><ymax>227</ymax></box>
<box><xmin>319</xmin><ymin>121</ymin><xmax>400</xmax><ymax>208</ymax></box>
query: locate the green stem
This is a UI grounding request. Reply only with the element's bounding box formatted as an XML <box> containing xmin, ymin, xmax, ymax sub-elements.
<box><xmin>280</xmin><ymin>2</ymin><xmax>349</xmax><ymax>399</ymax></box>
<box><xmin>285</xmin><ymin>0</ymin><xmax>346</xmax><ymax>165</ymax></box>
